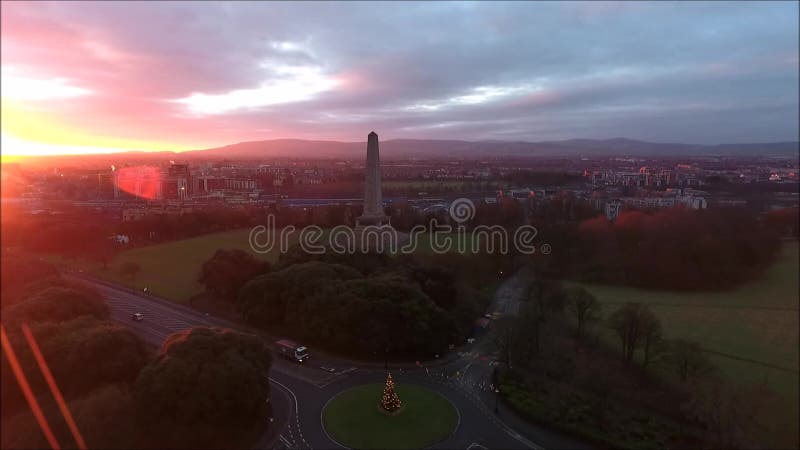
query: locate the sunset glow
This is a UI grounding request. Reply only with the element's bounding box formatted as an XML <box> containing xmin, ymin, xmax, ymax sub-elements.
<box><xmin>0</xmin><ymin>3</ymin><xmax>798</xmax><ymax>450</ymax></box>
<box><xmin>1</xmin><ymin>1</ymin><xmax>797</xmax><ymax>157</ymax></box>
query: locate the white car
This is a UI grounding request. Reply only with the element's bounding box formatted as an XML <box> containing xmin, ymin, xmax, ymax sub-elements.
<box><xmin>131</xmin><ymin>312</ymin><xmax>144</xmax><ymax>322</ymax></box>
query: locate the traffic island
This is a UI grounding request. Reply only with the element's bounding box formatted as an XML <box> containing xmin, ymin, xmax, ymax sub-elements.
<box><xmin>322</xmin><ymin>382</ymin><xmax>459</xmax><ymax>449</ymax></box>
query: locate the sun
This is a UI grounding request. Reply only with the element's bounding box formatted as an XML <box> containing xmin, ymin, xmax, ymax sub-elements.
<box><xmin>0</xmin><ymin>99</ymin><xmax>192</xmax><ymax>159</ymax></box>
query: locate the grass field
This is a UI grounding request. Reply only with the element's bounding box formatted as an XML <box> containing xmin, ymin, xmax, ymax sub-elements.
<box><xmin>322</xmin><ymin>382</ymin><xmax>458</xmax><ymax>449</ymax></box>
<box><xmin>73</xmin><ymin>228</ymin><xmax>286</xmax><ymax>303</ymax></box>
<box><xmin>82</xmin><ymin>229</ymin><xmax>501</xmax><ymax>302</ymax></box>
<box><xmin>567</xmin><ymin>242</ymin><xmax>799</xmax><ymax>420</ymax></box>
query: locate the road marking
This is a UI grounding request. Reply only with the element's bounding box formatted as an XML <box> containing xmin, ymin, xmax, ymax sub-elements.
<box><xmin>279</xmin><ymin>434</ymin><xmax>293</xmax><ymax>448</ymax></box>
<box><xmin>270</xmin><ymin>378</ymin><xmax>312</xmax><ymax>450</ymax></box>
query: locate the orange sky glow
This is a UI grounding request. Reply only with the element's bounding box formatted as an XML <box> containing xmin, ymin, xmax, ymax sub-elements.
<box><xmin>1</xmin><ymin>2</ymin><xmax>797</xmax><ymax>160</ymax></box>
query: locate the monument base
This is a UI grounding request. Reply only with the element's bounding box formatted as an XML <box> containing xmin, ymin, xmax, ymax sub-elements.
<box><xmin>353</xmin><ymin>215</ymin><xmax>405</xmax><ymax>253</ymax></box>
<box><xmin>355</xmin><ymin>214</ymin><xmax>391</xmax><ymax>227</ymax></box>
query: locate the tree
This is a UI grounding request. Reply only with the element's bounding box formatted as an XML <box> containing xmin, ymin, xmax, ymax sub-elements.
<box><xmin>238</xmin><ymin>261</ymin><xmax>361</xmax><ymax>327</ymax></box>
<box><xmin>1</xmin><ymin>316</ymin><xmax>148</xmax><ymax>418</ymax></box>
<box><xmin>528</xmin><ymin>278</ymin><xmax>567</xmax><ymax>314</ymax></box>
<box><xmin>518</xmin><ymin>296</ymin><xmax>549</xmax><ymax>359</ymax></box>
<box><xmin>608</xmin><ymin>303</ymin><xmax>657</xmax><ymax>364</ymax></box>
<box><xmin>565</xmin><ymin>287</ymin><xmax>601</xmax><ymax>338</ymax></box>
<box><xmin>573</xmin><ymin>207</ymin><xmax>782</xmax><ymax>290</ymax></box>
<box><xmin>683</xmin><ymin>381</ymin><xmax>771</xmax><ymax>449</ymax></box>
<box><xmin>379</xmin><ymin>373</ymin><xmax>403</xmax><ymax>412</ymax></box>
<box><xmin>2</xmin><ymin>282</ymin><xmax>109</xmax><ymax>327</ymax></box>
<box><xmin>641</xmin><ymin>311</ymin><xmax>663</xmax><ymax>368</ymax></box>
<box><xmin>0</xmin><ymin>256</ymin><xmax>59</xmax><ymax>306</ymax></box>
<box><xmin>666</xmin><ymin>339</ymin><xmax>715</xmax><ymax>382</ymax></box>
<box><xmin>198</xmin><ymin>249</ymin><xmax>269</xmax><ymax>301</ymax></box>
<box><xmin>409</xmin><ymin>265</ymin><xmax>457</xmax><ymax>310</ymax></box>
<box><xmin>492</xmin><ymin>316</ymin><xmax>521</xmax><ymax>368</ymax></box>
<box><xmin>291</xmin><ymin>276</ymin><xmax>458</xmax><ymax>357</ymax></box>
<box><xmin>134</xmin><ymin>327</ymin><xmax>272</xmax><ymax>449</ymax></box>
<box><xmin>119</xmin><ymin>261</ymin><xmax>141</xmax><ymax>281</ymax></box>
<box><xmin>28</xmin><ymin>317</ymin><xmax>149</xmax><ymax>395</ymax></box>
<box><xmin>0</xmin><ymin>384</ymin><xmax>136</xmax><ymax>449</ymax></box>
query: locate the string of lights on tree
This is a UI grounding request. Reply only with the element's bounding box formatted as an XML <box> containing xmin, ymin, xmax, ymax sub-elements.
<box><xmin>380</xmin><ymin>372</ymin><xmax>402</xmax><ymax>412</ymax></box>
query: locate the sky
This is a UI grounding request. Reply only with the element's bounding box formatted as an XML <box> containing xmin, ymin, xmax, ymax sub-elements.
<box><xmin>1</xmin><ymin>1</ymin><xmax>798</xmax><ymax>156</ymax></box>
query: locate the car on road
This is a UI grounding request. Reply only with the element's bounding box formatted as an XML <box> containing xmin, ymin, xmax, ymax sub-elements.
<box><xmin>131</xmin><ymin>312</ymin><xmax>144</xmax><ymax>322</ymax></box>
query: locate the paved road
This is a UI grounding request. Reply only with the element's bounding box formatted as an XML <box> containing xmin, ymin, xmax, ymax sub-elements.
<box><xmin>65</xmin><ymin>271</ymin><xmax>588</xmax><ymax>450</ymax></box>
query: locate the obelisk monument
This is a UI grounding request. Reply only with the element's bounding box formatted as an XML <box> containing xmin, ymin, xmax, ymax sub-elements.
<box><xmin>357</xmin><ymin>131</ymin><xmax>389</xmax><ymax>226</ymax></box>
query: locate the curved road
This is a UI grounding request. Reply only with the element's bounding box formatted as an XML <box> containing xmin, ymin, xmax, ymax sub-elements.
<box><xmin>64</xmin><ymin>271</ymin><xmax>588</xmax><ymax>450</ymax></box>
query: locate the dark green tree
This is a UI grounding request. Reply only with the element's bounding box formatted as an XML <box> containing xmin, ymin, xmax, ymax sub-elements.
<box><xmin>198</xmin><ymin>249</ymin><xmax>269</xmax><ymax>301</ymax></box>
<box><xmin>134</xmin><ymin>327</ymin><xmax>272</xmax><ymax>449</ymax></box>
<box><xmin>2</xmin><ymin>283</ymin><xmax>109</xmax><ymax>326</ymax></box>
<box><xmin>238</xmin><ymin>261</ymin><xmax>361</xmax><ymax>326</ymax></box>
<box><xmin>0</xmin><ymin>255</ymin><xmax>59</xmax><ymax>306</ymax></box>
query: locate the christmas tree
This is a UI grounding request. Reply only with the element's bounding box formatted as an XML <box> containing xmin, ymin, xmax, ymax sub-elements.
<box><xmin>379</xmin><ymin>372</ymin><xmax>402</xmax><ymax>412</ymax></box>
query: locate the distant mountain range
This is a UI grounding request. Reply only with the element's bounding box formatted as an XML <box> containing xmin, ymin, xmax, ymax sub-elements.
<box><xmin>183</xmin><ymin>137</ymin><xmax>799</xmax><ymax>159</ymax></box>
<box><xmin>8</xmin><ymin>138</ymin><xmax>799</xmax><ymax>166</ymax></box>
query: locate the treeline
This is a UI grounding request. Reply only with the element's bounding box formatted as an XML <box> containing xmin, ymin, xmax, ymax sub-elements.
<box><xmin>1</xmin><ymin>256</ymin><xmax>274</xmax><ymax>449</ymax></box>
<box><xmin>115</xmin><ymin>206</ymin><xmax>261</xmax><ymax>243</ymax></box>
<box><xmin>544</xmin><ymin>206</ymin><xmax>782</xmax><ymax>290</ymax></box>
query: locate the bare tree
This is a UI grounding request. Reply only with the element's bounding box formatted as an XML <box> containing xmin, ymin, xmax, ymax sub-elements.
<box><xmin>566</xmin><ymin>287</ymin><xmax>601</xmax><ymax>338</ymax></box>
<box><xmin>666</xmin><ymin>339</ymin><xmax>715</xmax><ymax>382</ymax></box>
<box><xmin>608</xmin><ymin>302</ymin><xmax>656</xmax><ymax>364</ymax></box>
<box><xmin>641</xmin><ymin>310</ymin><xmax>663</xmax><ymax>367</ymax></box>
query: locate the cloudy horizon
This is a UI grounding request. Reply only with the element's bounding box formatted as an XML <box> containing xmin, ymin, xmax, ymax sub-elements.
<box><xmin>2</xmin><ymin>1</ymin><xmax>798</xmax><ymax>156</ymax></box>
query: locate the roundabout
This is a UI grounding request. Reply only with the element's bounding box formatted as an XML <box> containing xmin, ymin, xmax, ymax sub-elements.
<box><xmin>322</xmin><ymin>380</ymin><xmax>459</xmax><ymax>449</ymax></box>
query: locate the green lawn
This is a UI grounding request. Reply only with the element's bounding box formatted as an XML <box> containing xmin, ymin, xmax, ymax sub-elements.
<box><xmin>322</xmin><ymin>382</ymin><xmax>458</xmax><ymax>450</ymax></box>
<box><xmin>567</xmin><ymin>242</ymin><xmax>799</xmax><ymax>426</ymax></box>
<box><xmin>79</xmin><ymin>228</ymin><xmax>289</xmax><ymax>303</ymax></box>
